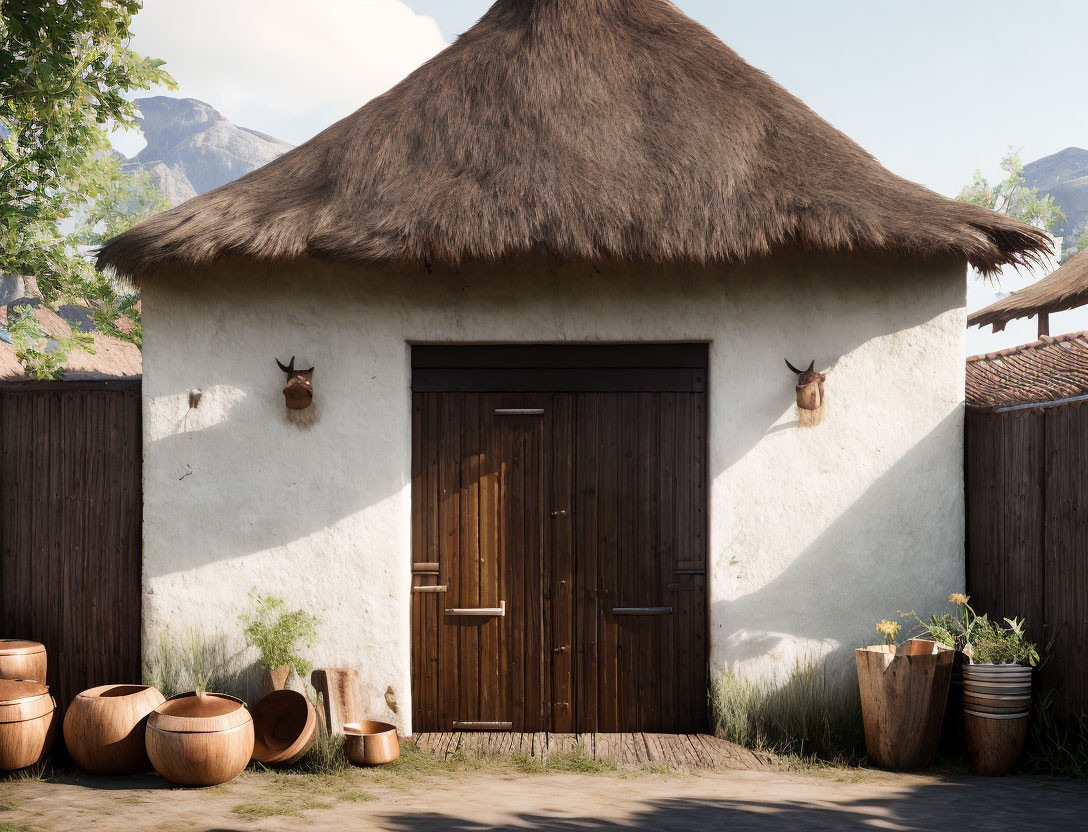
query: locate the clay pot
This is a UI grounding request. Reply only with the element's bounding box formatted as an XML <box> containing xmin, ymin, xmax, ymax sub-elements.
<box><xmin>261</xmin><ymin>665</ymin><xmax>291</xmax><ymax>698</ymax></box>
<box><xmin>251</xmin><ymin>690</ymin><xmax>317</xmax><ymax>765</ymax></box>
<box><xmin>344</xmin><ymin>721</ymin><xmax>399</xmax><ymax>765</ymax></box>
<box><xmin>0</xmin><ymin>679</ymin><xmax>56</xmax><ymax>770</ymax></box>
<box><xmin>964</xmin><ymin>710</ymin><xmax>1029</xmax><ymax>776</ymax></box>
<box><xmin>856</xmin><ymin>640</ymin><xmax>954</xmax><ymax>770</ymax></box>
<box><xmin>0</xmin><ymin>641</ymin><xmax>46</xmax><ymax>684</ymax></box>
<box><xmin>146</xmin><ymin>692</ymin><xmax>254</xmax><ymax>786</ymax></box>
<box><xmin>63</xmin><ymin>684</ymin><xmax>165</xmax><ymax>775</ymax></box>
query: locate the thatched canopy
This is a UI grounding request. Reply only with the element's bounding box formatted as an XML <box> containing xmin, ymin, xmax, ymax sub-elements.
<box><xmin>969</xmin><ymin>249</ymin><xmax>1088</xmax><ymax>332</ymax></box>
<box><xmin>98</xmin><ymin>0</ymin><xmax>1050</xmax><ymax>282</ymax></box>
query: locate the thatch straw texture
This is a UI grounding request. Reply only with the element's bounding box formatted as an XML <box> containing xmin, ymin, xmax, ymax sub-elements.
<box><xmin>98</xmin><ymin>0</ymin><xmax>1050</xmax><ymax>282</ymax></box>
<box><xmin>969</xmin><ymin>249</ymin><xmax>1088</xmax><ymax>332</ymax></box>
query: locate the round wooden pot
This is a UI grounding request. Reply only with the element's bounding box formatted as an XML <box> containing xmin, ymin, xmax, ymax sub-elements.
<box><xmin>251</xmin><ymin>689</ymin><xmax>316</xmax><ymax>766</ymax></box>
<box><xmin>0</xmin><ymin>679</ymin><xmax>56</xmax><ymax>770</ymax></box>
<box><xmin>146</xmin><ymin>692</ymin><xmax>254</xmax><ymax>786</ymax></box>
<box><xmin>855</xmin><ymin>640</ymin><xmax>954</xmax><ymax>770</ymax></box>
<box><xmin>0</xmin><ymin>641</ymin><xmax>46</xmax><ymax>684</ymax></box>
<box><xmin>964</xmin><ymin>710</ymin><xmax>1029</xmax><ymax>776</ymax></box>
<box><xmin>63</xmin><ymin>684</ymin><xmax>165</xmax><ymax>775</ymax></box>
<box><xmin>344</xmin><ymin>721</ymin><xmax>399</xmax><ymax>765</ymax></box>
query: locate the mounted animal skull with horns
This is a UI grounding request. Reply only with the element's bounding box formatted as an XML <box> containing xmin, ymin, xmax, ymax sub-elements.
<box><xmin>785</xmin><ymin>359</ymin><xmax>826</xmax><ymax>427</ymax></box>
<box><xmin>276</xmin><ymin>356</ymin><xmax>315</xmax><ymax>410</ymax></box>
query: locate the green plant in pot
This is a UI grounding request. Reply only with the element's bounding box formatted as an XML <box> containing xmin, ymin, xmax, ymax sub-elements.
<box><xmin>239</xmin><ymin>593</ymin><xmax>319</xmax><ymax>695</ymax></box>
<box><xmin>909</xmin><ymin>594</ymin><xmax>1041</xmax><ymax>775</ymax></box>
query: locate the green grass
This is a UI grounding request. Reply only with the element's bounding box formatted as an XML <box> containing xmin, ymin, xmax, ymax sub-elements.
<box><xmin>710</xmin><ymin>659</ymin><xmax>865</xmax><ymax>767</ymax></box>
<box><xmin>232</xmin><ymin>800</ymin><xmax>309</xmax><ymax>820</ymax></box>
<box><xmin>544</xmin><ymin>745</ymin><xmax>619</xmax><ymax>774</ymax></box>
<box><xmin>0</xmin><ymin>822</ymin><xmax>35</xmax><ymax>832</ymax></box>
<box><xmin>0</xmin><ymin>798</ymin><xmax>20</xmax><ymax>812</ymax></box>
<box><xmin>1023</xmin><ymin>691</ymin><xmax>1088</xmax><ymax>778</ymax></box>
<box><xmin>142</xmin><ymin>628</ymin><xmax>254</xmax><ymax>701</ymax></box>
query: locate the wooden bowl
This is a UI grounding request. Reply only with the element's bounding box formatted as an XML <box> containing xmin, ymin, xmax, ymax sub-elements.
<box><xmin>0</xmin><ymin>679</ymin><xmax>56</xmax><ymax>770</ymax></box>
<box><xmin>146</xmin><ymin>692</ymin><xmax>254</xmax><ymax>786</ymax></box>
<box><xmin>63</xmin><ymin>684</ymin><xmax>165</xmax><ymax>775</ymax></box>
<box><xmin>0</xmin><ymin>641</ymin><xmax>46</xmax><ymax>684</ymax></box>
<box><xmin>251</xmin><ymin>690</ymin><xmax>316</xmax><ymax>766</ymax></box>
<box><xmin>344</xmin><ymin>721</ymin><xmax>399</xmax><ymax>765</ymax></box>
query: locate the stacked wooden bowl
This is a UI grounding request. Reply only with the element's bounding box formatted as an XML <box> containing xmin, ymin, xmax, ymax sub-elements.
<box><xmin>963</xmin><ymin>664</ymin><xmax>1031</xmax><ymax>776</ymax></box>
<box><xmin>146</xmin><ymin>692</ymin><xmax>254</xmax><ymax>786</ymax></box>
<box><xmin>962</xmin><ymin>664</ymin><xmax>1032</xmax><ymax>717</ymax></box>
<box><xmin>64</xmin><ymin>684</ymin><xmax>165</xmax><ymax>775</ymax></box>
<box><xmin>0</xmin><ymin>640</ymin><xmax>47</xmax><ymax>684</ymax></box>
<box><xmin>0</xmin><ymin>679</ymin><xmax>56</xmax><ymax>770</ymax></box>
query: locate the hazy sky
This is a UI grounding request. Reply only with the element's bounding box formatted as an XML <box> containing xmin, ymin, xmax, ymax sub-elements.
<box><xmin>122</xmin><ymin>0</ymin><xmax>1088</xmax><ymax>352</ymax></box>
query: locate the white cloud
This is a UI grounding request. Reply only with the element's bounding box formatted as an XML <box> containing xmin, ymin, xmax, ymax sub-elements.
<box><xmin>127</xmin><ymin>0</ymin><xmax>449</xmax><ymax>146</ymax></box>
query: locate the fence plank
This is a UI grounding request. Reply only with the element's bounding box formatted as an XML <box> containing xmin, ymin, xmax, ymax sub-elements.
<box><xmin>0</xmin><ymin>380</ymin><xmax>142</xmax><ymax>719</ymax></box>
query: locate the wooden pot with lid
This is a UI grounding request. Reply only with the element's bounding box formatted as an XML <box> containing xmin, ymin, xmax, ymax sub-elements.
<box><xmin>0</xmin><ymin>679</ymin><xmax>56</xmax><ymax>770</ymax></box>
<box><xmin>0</xmin><ymin>640</ymin><xmax>46</xmax><ymax>684</ymax></box>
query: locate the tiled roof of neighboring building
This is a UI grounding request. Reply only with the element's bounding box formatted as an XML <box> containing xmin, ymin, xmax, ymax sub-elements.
<box><xmin>966</xmin><ymin>331</ymin><xmax>1088</xmax><ymax>409</ymax></box>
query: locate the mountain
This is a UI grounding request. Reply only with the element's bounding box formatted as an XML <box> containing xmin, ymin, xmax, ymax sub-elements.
<box><xmin>1024</xmin><ymin>147</ymin><xmax>1088</xmax><ymax>248</ymax></box>
<box><xmin>127</xmin><ymin>97</ymin><xmax>293</xmax><ymax>205</ymax></box>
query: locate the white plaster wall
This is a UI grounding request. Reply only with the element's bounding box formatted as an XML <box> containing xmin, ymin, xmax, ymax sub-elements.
<box><xmin>141</xmin><ymin>253</ymin><xmax>966</xmax><ymax>732</ymax></box>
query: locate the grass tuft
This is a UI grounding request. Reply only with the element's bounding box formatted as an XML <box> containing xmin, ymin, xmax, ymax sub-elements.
<box><xmin>711</xmin><ymin>658</ymin><xmax>864</xmax><ymax>766</ymax></box>
<box><xmin>1023</xmin><ymin>691</ymin><xmax>1088</xmax><ymax>778</ymax></box>
<box><xmin>142</xmin><ymin>628</ymin><xmax>254</xmax><ymax>701</ymax></box>
<box><xmin>545</xmin><ymin>745</ymin><xmax>619</xmax><ymax>775</ymax></box>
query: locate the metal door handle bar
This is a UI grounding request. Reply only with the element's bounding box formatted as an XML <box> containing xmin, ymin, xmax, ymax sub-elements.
<box><xmin>493</xmin><ymin>408</ymin><xmax>544</xmax><ymax>415</ymax></box>
<box><xmin>445</xmin><ymin>600</ymin><xmax>506</xmax><ymax>616</ymax></box>
<box><xmin>612</xmin><ymin>607</ymin><xmax>673</xmax><ymax>615</ymax></box>
<box><xmin>452</xmin><ymin>721</ymin><xmax>513</xmax><ymax>730</ymax></box>
<box><xmin>413</xmin><ymin>585</ymin><xmax>448</xmax><ymax>593</ymax></box>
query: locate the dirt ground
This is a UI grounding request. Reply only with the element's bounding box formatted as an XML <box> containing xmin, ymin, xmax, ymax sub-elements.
<box><xmin>3</xmin><ymin>763</ymin><xmax>1087</xmax><ymax>832</ymax></box>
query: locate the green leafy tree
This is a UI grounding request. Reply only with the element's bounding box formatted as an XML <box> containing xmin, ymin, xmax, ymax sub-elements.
<box><xmin>5</xmin><ymin>305</ymin><xmax>94</xmax><ymax>379</ymax></box>
<box><xmin>70</xmin><ymin>154</ymin><xmax>170</xmax><ymax>347</ymax></box>
<box><xmin>957</xmin><ymin>149</ymin><xmax>1065</xmax><ymax>232</ymax></box>
<box><xmin>1</xmin><ymin>0</ymin><xmax>173</xmax><ymax>374</ymax></box>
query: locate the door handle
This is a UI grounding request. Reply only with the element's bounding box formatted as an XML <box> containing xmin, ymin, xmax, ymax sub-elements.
<box><xmin>612</xmin><ymin>607</ymin><xmax>673</xmax><ymax>616</ymax></box>
<box><xmin>445</xmin><ymin>600</ymin><xmax>506</xmax><ymax>617</ymax></box>
<box><xmin>493</xmin><ymin>408</ymin><xmax>544</xmax><ymax>416</ymax></box>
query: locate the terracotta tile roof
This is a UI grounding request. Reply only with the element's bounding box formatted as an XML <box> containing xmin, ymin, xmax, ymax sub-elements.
<box><xmin>966</xmin><ymin>331</ymin><xmax>1088</xmax><ymax>409</ymax></box>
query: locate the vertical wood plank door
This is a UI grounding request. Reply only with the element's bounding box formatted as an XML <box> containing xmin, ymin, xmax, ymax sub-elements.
<box><xmin>410</xmin><ymin>346</ymin><xmax>708</xmax><ymax>733</ymax></box>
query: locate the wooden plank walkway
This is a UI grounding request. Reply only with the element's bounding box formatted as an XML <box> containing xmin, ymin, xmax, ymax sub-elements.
<box><xmin>412</xmin><ymin>732</ymin><xmax>766</xmax><ymax>771</ymax></box>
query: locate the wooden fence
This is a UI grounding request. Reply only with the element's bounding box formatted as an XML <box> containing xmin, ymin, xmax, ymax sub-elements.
<box><xmin>0</xmin><ymin>379</ymin><xmax>142</xmax><ymax>715</ymax></box>
<box><xmin>966</xmin><ymin>403</ymin><xmax>1088</xmax><ymax>714</ymax></box>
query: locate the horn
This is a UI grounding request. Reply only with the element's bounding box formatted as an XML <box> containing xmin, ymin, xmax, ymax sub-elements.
<box><xmin>805</xmin><ymin>360</ymin><xmax>815</xmax><ymax>373</ymax></box>
<box><xmin>784</xmin><ymin>358</ymin><xmax>804</xmax><ymax>375</ymax></box>
<box><xmin>297</xmin><ymin>366</ymin><xmax>314</xmax><ymax>375</ymax></box>
<box><xmin>276</xmin><ymin>356</ymin><xmax>295</xmax><ymax>374</ymax></box>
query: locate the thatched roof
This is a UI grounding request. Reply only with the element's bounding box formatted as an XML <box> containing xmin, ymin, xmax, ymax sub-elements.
<box><xmin>966</xmin><ymin>331</ymin><xmax>1088</xmax><ymax>410</ymax></box>
<box><xmin>97</xmin><ymin>0</ymin><xmax>1050</xmax><ymax>282</ymax></box>
<box><xmin>969</xmin><ymin>249</ymin><xmax>1088</xmax><ymax>332</ymax></box>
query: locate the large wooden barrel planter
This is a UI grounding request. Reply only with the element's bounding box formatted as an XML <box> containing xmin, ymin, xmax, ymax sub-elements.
<box><xmin>0</xmin><ymin>679</ymin><xmax>56</xmax><ymax>770</ymax></box>
<box><xmin>856</xmin><ymin>640</ymin><xmax>954</xmax><ymax>770</ymax></box>
<box><xmin>0</xmin><ymin>641</ymin><xmax>47</xmax><ymax>684</ymax></box>
<box><xmin>962</xmin><ymin>664</ymin><xmax>1031</xmax><ymax>775</ymax></box>
<box><xmin>63</xmin><ymin>684</ymin><xmax>166</xmax><ymax>775</ymax></box>
<box><xmin>344</xmin><ymin>721</ymin><xmax>399</xmax><ymax>765</ymax></box>
<box><xmin>146</xmin><ymin>692</ymin><xmax>254</xmax><ymax>786</ymax></box>
<box><xmin>251</xmin><ymin>690</ymin><xmax>316</xmax><ymax>766</ymax></box>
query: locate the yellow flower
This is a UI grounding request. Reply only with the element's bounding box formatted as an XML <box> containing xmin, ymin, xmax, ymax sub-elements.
<box><xmin>876</xmin><ymin>619</ymin><xmax>901</xmax><ymax>637</ymax></box>
<box><xmin>949</xmin><ymin>593</ymin><xmax>968</xmax><ymax>605</ymax></box>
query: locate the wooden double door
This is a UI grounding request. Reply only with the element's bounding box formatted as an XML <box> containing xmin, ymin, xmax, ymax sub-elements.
<box><xmin>410</xmin><ymin>347</ymin><xmax>707</xmax><ymax>733</ymax></box>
